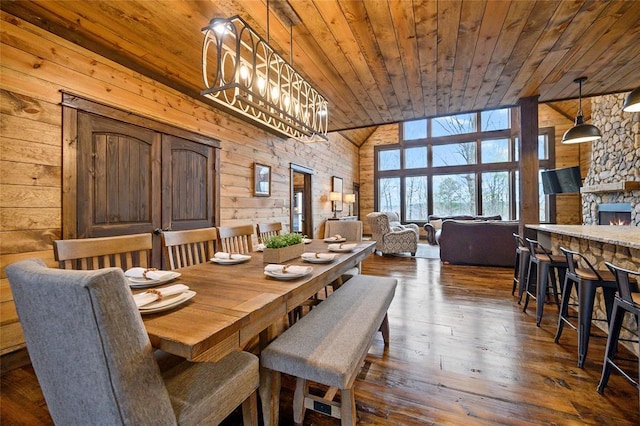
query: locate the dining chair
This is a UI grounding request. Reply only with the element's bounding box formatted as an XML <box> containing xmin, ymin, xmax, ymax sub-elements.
<box><xmin>5</xmin><ymin>258</ymin><xmax>259</xmax><ymax>426</ymax></box>
<box><xmin>256</xmin><ymin>222</ymin><xmax>282</xmax><ymax>244</ymax></box>
<box><xmin>217</xmin><ymin>225</ymin><xmax>255</xmax><ymax>254</ymax></box>
<box><xmin>597</xmin><ymin>262</ymin><xmax>640</xmax><ymax>404</ymax></box>
<box><xmin>324</xmin><ymin>220</ymin><xmax>363</xmax><ymax>243</ymax></box>
<box><xmin>53</xmin><ymin>233</ymin><xmax>152</xmax><ymax>270</ymax></box>
<box><xmin>162</xmin><ymin>227</ymin><xmax>218</xmax><ymax>269</ymax></box>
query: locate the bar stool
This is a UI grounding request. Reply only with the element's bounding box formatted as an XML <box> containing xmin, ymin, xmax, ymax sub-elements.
<box><xmin>522</xmin><ymin>238</ymin><xmax>568</xmax><ymax>326</ymax></box>
<box><xmin>511</xmin><ymin>233</ymin><xmax>530</xmax><ymax>303</ymax></box>
<box><xmin>597</xmin><ymin>263</ymin><xmax>640</xmax><ymax>404</ymax></box>
<box><xmin>554</xmin><ymin>247</ymin><xmax>617</xmax><ymax>368</ymax></box>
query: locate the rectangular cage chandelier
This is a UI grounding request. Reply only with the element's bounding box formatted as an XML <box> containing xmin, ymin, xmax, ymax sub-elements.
<box><xmin>201</xmin><ymin>15</ymin><xmax>329</xmax><ymax>142</ymax></box>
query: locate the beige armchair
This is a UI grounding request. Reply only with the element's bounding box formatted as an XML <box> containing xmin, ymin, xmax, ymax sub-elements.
<box><xmin>367</xmin><ymin>212</ymin><xmax>418</xmax><ymax>256</ymax></box>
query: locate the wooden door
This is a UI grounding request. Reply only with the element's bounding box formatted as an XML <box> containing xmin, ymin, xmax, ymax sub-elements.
<box><xmin>161</xmin><ymin>134</ymin><xmax>215</xmax><ymax>232</ymax></box>
<box><xmin>75</xmin><ymin>112</ymin><xmax>217</xmax><ymax>267</ymax></box>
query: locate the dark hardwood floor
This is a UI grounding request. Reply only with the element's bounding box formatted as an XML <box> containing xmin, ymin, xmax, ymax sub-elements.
<box><xmin>2</xmin><ymin>253</ymin><xmax>639</xmax><ymax>425</ymax></box>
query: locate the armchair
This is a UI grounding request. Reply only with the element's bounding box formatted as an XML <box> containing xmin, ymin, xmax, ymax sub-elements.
<box><xmin>367</xmin><ymin>212</ymin><xmax>418</xmax><ymax>256</ymax></box>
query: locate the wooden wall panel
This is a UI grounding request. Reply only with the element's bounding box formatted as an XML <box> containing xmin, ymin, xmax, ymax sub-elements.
<box><xmin>539</xmin><ymin>103</ymin><xmax>583</xmax><ymax>224</ymax></box>
<box><xmin>0</xmin><ymin>12</ymin><xmax>358</xmax><ymax>356</ymax></box>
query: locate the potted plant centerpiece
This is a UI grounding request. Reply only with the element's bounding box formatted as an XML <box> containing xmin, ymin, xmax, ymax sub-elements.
<box><xmin>262</xmin><ymin>233</ymin><xmax>305</xmax><ymax>263</ymax></box>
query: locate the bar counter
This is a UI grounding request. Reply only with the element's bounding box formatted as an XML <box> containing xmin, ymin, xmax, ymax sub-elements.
<box><xmin>526</xmin><ymin>224</ymin><xmax>640</xmax><ymax>251</ymax></box>
<box><xmin>525</xmin><ymin>224</ymin><xmax>639</xmax><ymax>356</ymax></box>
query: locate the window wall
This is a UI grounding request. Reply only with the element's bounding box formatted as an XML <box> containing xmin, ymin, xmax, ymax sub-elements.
<box><xmin>374</xmin><ymin>108</ymin><xmax>554</xmax><ymax>223</ymax></box>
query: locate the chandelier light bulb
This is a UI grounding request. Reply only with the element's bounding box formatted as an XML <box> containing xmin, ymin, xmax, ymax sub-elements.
<box><xmin>239</xmin><ymin>64</ymin><xmax>249</xmax><ymax>81</ymax></box>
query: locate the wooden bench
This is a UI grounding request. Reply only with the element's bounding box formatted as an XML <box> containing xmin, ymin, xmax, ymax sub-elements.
<box><xmin>260</xmin><ymin>274</ymin><xmax>397</xmax><ymax>425</ymax></box>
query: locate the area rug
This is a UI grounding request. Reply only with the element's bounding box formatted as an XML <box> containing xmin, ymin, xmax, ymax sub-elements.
<box><xmin>391</xmin><ymin>243</ymin><xmax>440</xmax><ymax>259</ymax></box>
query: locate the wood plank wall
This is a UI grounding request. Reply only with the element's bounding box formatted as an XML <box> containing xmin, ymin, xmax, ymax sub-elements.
<box><xmin>0</xmin><ymin>12</ymin><xmax>358</xmax><ymax>357</ymax></box>
<box><xmin>539</xmin><ymin>103</ymin><xmax>583</xmax><ymax>225</ymax></box>
<box><xmin>360</xmin><ymin>106</ymin><xmax>584</xmax><ymax>234</ymax></box>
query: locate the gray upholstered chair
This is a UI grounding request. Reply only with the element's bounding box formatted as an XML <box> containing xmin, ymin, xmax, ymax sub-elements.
<box><xmin>366</xmin><ymin>212</ymin><xmax>418</xmax><ymax>256</ymax></box>
<box><xmin>324</xmin><ymin>220</ymin><xmax>364</xmax><ymax>275</ymax></box>
<box><xmin>5</xmin><ymin>258</ymin><xmax>259</xmax><ymax>425</ymax></box>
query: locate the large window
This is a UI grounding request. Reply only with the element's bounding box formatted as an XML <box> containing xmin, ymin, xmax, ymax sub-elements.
<box><xmin>376</xmin><ymin>108</ymin><xmax>554</xmax><ymax>223</ymax></box>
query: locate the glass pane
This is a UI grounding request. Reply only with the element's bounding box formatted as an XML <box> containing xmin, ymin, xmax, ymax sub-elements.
<box><xmin>481</xmin><ymin>139</ymin><xmax>509</xmax><ymax>163</ymax></box>
<box><xmin>514</xmin><ymin>137</ymin><xmax>519</xmax><ymax>162</ymax></box>
<box><xmin>481</xmin><ymin>171</ymin><xmax>509</xmax><ymax>218</ymax></box>
<box><xmin>405</xmin><ymin>147</ymin><xmax>427</xmax><ymax>169</ymax></box>
<box><xmin>538</xmin><ymin>134</ymin><xmax>549</xmax><ymax>160</ymax></box>
<box><xmin>405</xmin><ymin>176</ymin><xmax>428</xmax><ymax>221</ymax></box>
<box><xmin>538</xmin><ymin>170</ymin><xmax>548</xmax><ymax>222</ymax></box>
<box><xmin>432</xmin><ymin>142</ymin><xmax>476</xmax><ymax>167</ymax></box>
<box><xmin>514</xmin><ymin>171</ymin><xmax>520</xmax><ymax>220</ymax></box>
<box><xmin>432</xmin><ymin>173</ymin><xmax>476</xmax><ymax>215</ymax></box>
<box><xmin>404</xmin><ymin>119</ymin><xmax>427</xmax><ymax>140</ymax></box>
<box><xmin>378</xmin><ymin>177</ymin><xmax>401</xmax><ymax>213</ymax></box>
<box><xmin>378</xmin><ymin>149</ymin><xmax>400</xmax><ymax>171</ymax></box>
<box><xmin>481</xmin><ymin>108</ymin><xmax>510</xmax><ymax>131</ymax></box>
<box><xmin>432</xmin><ymin>113</ymin><xmax>476</xmax><ymax>137</ymax></box>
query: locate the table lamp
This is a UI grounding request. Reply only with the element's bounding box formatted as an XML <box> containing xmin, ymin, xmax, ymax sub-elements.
<box><xmin>344</xmin><ymin>193</ymin><xmax>356</xmax><ymax>216</ymax></box>
<box><xmin>329</xmin><ymin>192</ymin><xmax>341</xmax><ymax>218</ymax></box>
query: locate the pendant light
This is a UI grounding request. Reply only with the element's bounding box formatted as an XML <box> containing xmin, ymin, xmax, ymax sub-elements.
<box><xmin>622</xmin><ymin>86</ymin><xmax>640</xmax><ymax>112</ymax></box>
<box><xmin>562</xmin><ymin>77</ymin><xmax>602</xmax><ymax>144</ymax></box>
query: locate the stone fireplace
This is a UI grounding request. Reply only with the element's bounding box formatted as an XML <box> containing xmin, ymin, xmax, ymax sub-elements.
<box><xmin>581</xmin><ymin>93</ymin><xmax>640</xmax><ymax>226</ymax></box>
<box><xmin>597</xmin><ymin>202</ymin><xmax>632</xmax><ymax>225</ymax></box>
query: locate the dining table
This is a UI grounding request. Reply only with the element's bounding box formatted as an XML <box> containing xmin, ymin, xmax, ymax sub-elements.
<box><xmin>139</xmin><ymin>239</ymin><xmax>377</xmax><ymax>363</ymax></box>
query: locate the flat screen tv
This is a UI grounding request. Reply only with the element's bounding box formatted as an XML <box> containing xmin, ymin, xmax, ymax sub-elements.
<box><xmin>541</xmin><ymin>166</ymin><xmax>582</xmax><ymax>194</ymax></box>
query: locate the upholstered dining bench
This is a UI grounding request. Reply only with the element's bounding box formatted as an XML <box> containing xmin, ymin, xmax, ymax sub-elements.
<box><xmin>261</xmin><ymin>274</ymin><xmax>397</xmax><ymax>425</ymax></box>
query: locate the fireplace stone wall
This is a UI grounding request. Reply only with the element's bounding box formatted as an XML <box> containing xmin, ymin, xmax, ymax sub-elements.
<box><xmin>582</xmin><ymin>92</ymin><xmax>640</xmax><ymax>226</ymax></box>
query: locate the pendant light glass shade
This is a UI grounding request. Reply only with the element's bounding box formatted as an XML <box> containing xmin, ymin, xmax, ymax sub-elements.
<box><xmin>562</xmin><ymin>77</ymin><xmax>601</xmax><ymax>144</ymax></box>
<box><xmin>622</xmin><ymin>86</ymin><xmax>640</xmax><ymax>112</ymax></box>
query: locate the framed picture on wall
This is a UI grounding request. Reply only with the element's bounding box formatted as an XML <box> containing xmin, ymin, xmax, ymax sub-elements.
<box><xmin>332</xmin><ymin>176</ymin><xmax>343</xmax><ymax>212</ymax></box>
<box><xmin>254</xmin><ymin>163</ymin><xmax>271</xmax><ymax>197</ymax></box>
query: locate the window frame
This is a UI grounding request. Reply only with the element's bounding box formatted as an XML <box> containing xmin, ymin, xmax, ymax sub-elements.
<box><xmin>374</xmin><ymin>108</ymin><xmax>555</xmax><ymax>224</ymax></box>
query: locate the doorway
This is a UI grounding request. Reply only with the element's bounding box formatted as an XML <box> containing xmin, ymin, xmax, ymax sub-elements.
<box><xmin>290</xmin><ymin>164</ymin><xmax>313</xmax><ymax>238</ymax></box>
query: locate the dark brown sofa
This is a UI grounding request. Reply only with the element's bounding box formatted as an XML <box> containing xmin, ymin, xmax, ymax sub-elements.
<box><xmin>438</xmin><ymin>219</ymin><xmax>518</xmax><ymax>267</ymax></box>
<box><xmin>424</xmin><ymin>214</ymin><xmax>502</xmax><ymax>245</ymax></box>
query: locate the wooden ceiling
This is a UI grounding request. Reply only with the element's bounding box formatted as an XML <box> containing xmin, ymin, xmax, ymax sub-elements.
<box><xmin>3</xmin><ymin>1</ymin><xmax>638</xmax><ymax>146</ymax></box>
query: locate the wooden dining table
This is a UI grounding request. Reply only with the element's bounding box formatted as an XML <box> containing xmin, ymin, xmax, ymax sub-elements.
<box><xmin>140</xmin><ymin>240</ymin><xmax>377</xmax><ymax>363</ymax></box>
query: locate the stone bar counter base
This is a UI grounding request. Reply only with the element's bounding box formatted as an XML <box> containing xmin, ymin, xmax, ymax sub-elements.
<box><xmin>527</xmin><ymin>224</ymin><xmax>640</xmax><ymax>356</ymax></box>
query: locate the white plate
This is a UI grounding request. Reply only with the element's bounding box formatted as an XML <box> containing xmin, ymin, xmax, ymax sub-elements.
<box><xmin>128</xmin><ymin>271</ymin><xmax>181</xmax><ymax>288</ymax></box>
<box><xmin>210</xmin><ymin>255</ymin><xmax>251</xmax><ymax>265</ymax></box>
<box><xmin>264</xmin><ymin>267</ymin><xmax>313</xmax><ymax>280</ymax></box>
<box><xmin>303</xmin><ymin>238</ymin><xmax>313</xmax><ymax>244</ymax></box>
<box><xmin>323</xmin><ymin>237</ymin><xmax>347</xmax><ymax>243</ymax></box>
<box><xmin>301</xmin><ymin>254</ymin><xmax>336</xmax><ymax>264</ymax></box>
<box><xmin>138</xmin><ymin>290</ymin><xmax>196</xmax><ymax>314</ymax></box>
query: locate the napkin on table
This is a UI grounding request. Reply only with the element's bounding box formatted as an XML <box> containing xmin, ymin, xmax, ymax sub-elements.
<box><xmin>264</xmin><ymin>264</ymin><xmax>311</xmax><ymax>275</ymax></box>
<box><xmin>133</xmin><ymin>284</ymin><xmax>190</xmax><ymax>308</ymax></box>
<box><xmin>328</xmin><ymin>243</ymin><xmax>357</xmax><ymax>251</ymax></box>
<box><xmin>255</xmin><ymin>243</ymin><xmax>266</xmax><ymax>252</ymax></box>
<box><xmin>301</xmin><ymin>252</ymin><xmax>335</xmax><ymax>260</ymax></box>
<box><xmin>212</xmin><ymin>252</ymin><xmax>251</xmax><ymax>261</ymax></box>
<box><xmin>125</xmin><ymin>267</ymin><xmax>175</xmax><ymax>281</ymax></box>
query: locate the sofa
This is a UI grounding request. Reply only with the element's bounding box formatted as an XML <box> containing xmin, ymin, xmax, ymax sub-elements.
<box><xmin>424</xmin><ymin>214</ymin><xmax>502</xmax><ymax>245</ymax></box>
<box><xmin>438</xmin><ymin>219</ymin><xmax>519</xmax><ymax>267</ymax></box>
<box><xmin>366</xmin><ymin>212</ymin><xmax>419</xmax><ymax>256</ymax></box>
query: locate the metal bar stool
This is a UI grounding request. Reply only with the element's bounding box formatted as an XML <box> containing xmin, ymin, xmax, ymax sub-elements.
<box><xmin>554</xmin><ymin>247</ymin><xmax>617</xmax><ymax>368</ymax></box>
<box><xmin>597</xmin><ymin>263</ymin><xmax>640</xmax><ymax>405</ymax></box>
<box><xmin>512</xmin><ymin>233</ymin><xmax>530</xmax><ymax>304</ymax></box>
<box><xmin>522</xmin><ymin>238</ymin><xmax>568</xmax><ymax>326</ymax></box>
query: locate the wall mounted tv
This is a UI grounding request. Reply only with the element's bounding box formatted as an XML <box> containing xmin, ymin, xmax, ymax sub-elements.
<box><xmin>541</xmin><ymin>166</ymin><xmax>582</xmax><ymax>194</ymax></box>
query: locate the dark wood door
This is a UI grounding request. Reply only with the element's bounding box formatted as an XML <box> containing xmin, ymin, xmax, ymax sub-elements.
<box><xmin>161</xmin><ymin>134</ymin><xmax>215</xmax><ymax>232</ymax></box>
<box><xmin>76</xmin><ymin>112</ymin><xmax>215</xmax><ymax>267</ymax></box>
